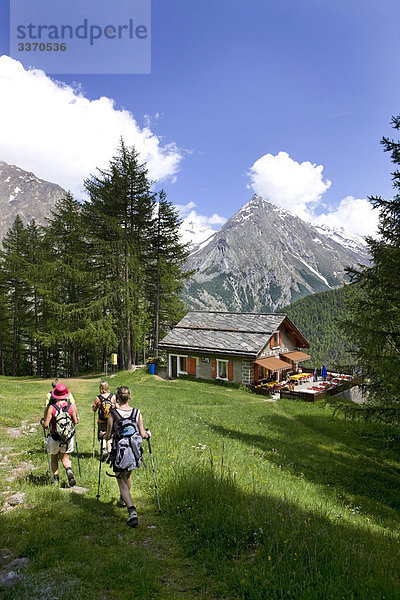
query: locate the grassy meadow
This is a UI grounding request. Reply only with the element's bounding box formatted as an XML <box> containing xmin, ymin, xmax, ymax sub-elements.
<box><xmin>0</xmin><ymin>371</ymin><xmax>400</xmax><ymax>599</ymax></box>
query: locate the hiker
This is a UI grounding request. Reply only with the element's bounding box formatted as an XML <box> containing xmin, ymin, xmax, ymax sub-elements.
<box><xmin>40</xmin><ymin>383</ymin><xmax>79</xmax><ymax>487</ymax></box>
<box><xmin>45</xmin><ymin>378</ymin><xmax>77</xmax><ymax>416</ymax></box>
<box><xmin>92</xmin><ymin>380</ymin><xmax>118</xmax><ymax>460</ymax></box>
<box><xmin>102</xmin><ymin>385</ymin><xmax>150</xmax><ymax>528</ymax></box>
<box><xmin>46</xmin><ymin>378</ymin><xmax>76</xmax><ymax>404</ymax></box>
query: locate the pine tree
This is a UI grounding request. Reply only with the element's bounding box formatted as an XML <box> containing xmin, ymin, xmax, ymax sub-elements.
<box><xmin>40</xmin><ymin>193</ymin><xmax>111</xmax><ymax>376</ymax></box>
<box><xmin>343</xmin><ymin>115</ymin><xmax>400</xmax><ymax>414</ymax></box>
<box><xmin>83</xmin><ymin>140</ymin><xmax>156</xmax><ymax>369</ymax></box>
<box><xmin>0</xmin><ymin>278</ymin><xmax>11</xmax><ymax>375</ymax></box>
<box><xmin>0</xmin><ymin>216</ymin><xmax>30</xmax><ymax>375</ymax></box>
<box><xmin>24</xmin><ymin>219</ymin><xmax>45</xmax><ymax>375</ymax></box>
<box><xmin>147</xmin><ymin>190</ymin><xmax>190</xmax><ymax>356</ymax></box>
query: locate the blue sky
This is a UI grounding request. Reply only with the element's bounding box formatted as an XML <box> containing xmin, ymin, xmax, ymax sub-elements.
<box><xmin>1</xmin><ymin>0</ymin><xmax>400</xmax><ymax>238</ymax></box>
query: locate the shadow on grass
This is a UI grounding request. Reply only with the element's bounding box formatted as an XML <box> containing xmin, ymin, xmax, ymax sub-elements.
<box><xmin>207</xmin><ymin>414</ymin><xmax>400</xmax><ymax>519</ymax></box>
<box><xmin>2</xmin><ymin>461</ymin><xmax>399</xmax><ymax>600</ymax></box>
<box><xmin>162</xmin><ymin>467</ymin><xmax>399</xmax><ymax>600</ymax></box>
<box><xmin>25</xmin><ymin>472</ymin><xmax>51</xmax><ymax>486</ymax></box>
<box><xmin>0</xmin><ymin>487</ymin><xmax>165</xmax><ymax>600</ymax></box>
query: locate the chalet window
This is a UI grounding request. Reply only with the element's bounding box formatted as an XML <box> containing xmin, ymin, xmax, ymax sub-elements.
<box><xmin>270</xmin><ymin>331</ymin><xmax>280</xmax><ymax>348</ymax></box>
<box><xmin>217</xmin><ymin>359</ymin><xmax>228</xmax><ymax>380</ymax></box>
<box><xmin>169</xmin><ymin>354</ymin><xmax>188</xmax><ymax>378</ymax></box>
<box><xmin>178</xmin><ymin>356</ymin><xmax>187</xmax><ymax>373</ymax></box>
<box><xmin>212</xmin><ymin>359</ymin><xmax>233</xmax><ymax>381</ymax></box>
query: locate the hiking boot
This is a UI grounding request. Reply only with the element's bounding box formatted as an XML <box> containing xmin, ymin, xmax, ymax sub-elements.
<box><xmin>118</xmin><ymin>496</ymin><xmax>127</xmax><ymax>508</ymax></box>
<box><xmin>127</xmin><ymin>506</ymin><xmax>138</xmax><ymax>528</ymax></box>
<box><xmin>66</xmin><ymin>468</ymin><xmax>76</xmax><ymax>487</ymax></box>
<box><xmin>53</xmin><ymin>474</ymin><xmax>59</xmax><ymax>484</ymax></box>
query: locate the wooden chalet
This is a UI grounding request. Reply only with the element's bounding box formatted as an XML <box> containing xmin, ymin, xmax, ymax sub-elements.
<box><xmin>158</xmin><ymin>311</ymin><xmax>310</xmax><ymax>386</ymax></box>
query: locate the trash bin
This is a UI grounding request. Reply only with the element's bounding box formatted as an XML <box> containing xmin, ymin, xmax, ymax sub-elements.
<box><xmin>149</xmin><ymin>363</ymin><xmax>156</xmax><ymax>375</ymax></box>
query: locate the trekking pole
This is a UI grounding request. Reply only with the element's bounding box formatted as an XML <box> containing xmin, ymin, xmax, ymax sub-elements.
<box><xmin>92</xmin><ymin>412</ymin><xmax>96</xmax><ymax>458</ymax></box>
<box><xmin>96</xmin><ymin>438</ymin><xmax>103</xmax><ymax>502</ymax></box>
<box><xmin>146</xmin><ymin>430</ymin><xmax>161</xmax><ymax>514</ymax></box>
<box><xmin>43</xmin><ymin>427</ymin><xmax>54</xmax><ymax>485</ymax></box>
<box><xmin>74</xmin><ymin>431</ymin><xmax>81</xmax><ymax>477</ymax></box>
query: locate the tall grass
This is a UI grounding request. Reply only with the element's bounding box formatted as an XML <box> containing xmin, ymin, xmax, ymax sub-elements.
<box><xmin>0</xmin><ymin>371</ymin><xmax>399</xmax><ymax>599</ymax></box>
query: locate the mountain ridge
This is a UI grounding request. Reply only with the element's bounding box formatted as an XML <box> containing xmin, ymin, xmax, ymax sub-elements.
<box><xmin>0</xmin><ymin>160</ymin><xmax>66</xmax><ymax>241</ymax></box>
<box><xmin>183</xmin><ymin>195</ymin><xmax>369</xmax><ymax>312</ymax></box>
<box><xmin>0</xmin><ymin>160</ymin><xmax>369</xmax><ymax>316</ymax></box>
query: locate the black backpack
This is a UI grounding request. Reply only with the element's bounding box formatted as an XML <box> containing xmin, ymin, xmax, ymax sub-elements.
<box><xmin>108</xmin><ymin>408</ymin><xmax>144</xmax><ymax>472</ymax></box>
<box><xmin>98</xmin><ymin>393</ymin><xmax>114</xmax><ymax>421</ymax></box>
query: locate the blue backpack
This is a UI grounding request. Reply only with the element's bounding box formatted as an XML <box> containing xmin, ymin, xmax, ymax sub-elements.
<box><xmin>108</xmin><ymin>408</ymin><xmax>144</xmax><ymax>472</ymax></box>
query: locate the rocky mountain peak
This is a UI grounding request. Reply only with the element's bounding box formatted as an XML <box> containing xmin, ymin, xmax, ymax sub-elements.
<box><xmin>184</xmin><ymin>194</ymin><xmax>370</xmax><ymax>313</ymax></box>
<box><xmin>0</xmin><ymin>161</ymin><xmax>66</xmax><ymax>241</ymax></box>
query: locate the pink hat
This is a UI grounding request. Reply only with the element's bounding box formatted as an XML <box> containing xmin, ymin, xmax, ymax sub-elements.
<box><xmin>51</xmin><ymin>383</ymin><xmax>70</xmax><ymax>401</ymax></box>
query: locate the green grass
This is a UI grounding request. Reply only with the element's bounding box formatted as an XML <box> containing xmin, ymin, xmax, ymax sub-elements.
<box><xmin>1</xmin><ymin>371</ymin><xmax>399</xmax><ymax>599</ymax></box>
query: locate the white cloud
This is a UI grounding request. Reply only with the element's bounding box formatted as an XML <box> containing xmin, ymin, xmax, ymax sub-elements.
<box><xmin>175</xmin><ymin>201</ymin><xmax>197</xmax><ymax>217</ymax></box>
<box><xmin>0</xmin><ymin>56</ymin><xmax>182</xmax><ymax>197</ymax></box>
<box><xmin>248</xmin><ymin>151</ymin><xmax>331</xmax><ymax>221</ymax></box>
<box><xmin>248</xmin><ymin>151</ymin><xmax>379</xmax><ymax>237</ymax></box>
<box><xmin>176</xmin><ymin>201</ymin><xmax>227</xmax><ymax>246</ymax></box>
<box><xmin>313</xmin><ymin>196</ymin><xmax>379</xmax><ymax>238</ymax></box>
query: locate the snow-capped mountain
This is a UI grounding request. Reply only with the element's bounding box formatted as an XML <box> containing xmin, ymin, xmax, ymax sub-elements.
<box><xmin>312</xmin><ymin>223</ymin><xmax>369</xmax><ymax>261</ymax></box>
<box><xmin>180</xmin><ymin>217</ymin><xmax>217</xmax><ymax>248</ymax></box>
<box><xmin>183</xmin><ymin>195</ymin><xmax>370</xmax><ymax>312</ymax></box>
<box><xmin>0</xmin><ymin>161</ymin><xmax>66</xmax><ymax>241</ymax></box>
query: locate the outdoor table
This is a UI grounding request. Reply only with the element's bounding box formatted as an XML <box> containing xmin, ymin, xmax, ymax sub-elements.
<box><xmin>290</xmin><ymin>373</ymin><xmax>311</xmax><ymax>383</ymax></box>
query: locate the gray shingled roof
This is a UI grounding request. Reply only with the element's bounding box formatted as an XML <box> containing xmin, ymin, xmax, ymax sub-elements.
<box><xmin>158</xmin><ymin>311</ymin><xmax>286</xmax><ymax>358</ymax></box>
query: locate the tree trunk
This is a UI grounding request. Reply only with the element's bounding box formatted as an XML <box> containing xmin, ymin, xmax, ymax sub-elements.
<box><xmin>125</xmin><ymin>262</ymin><xmax>132</xmax><ymax>370</ymax></box>
<box><xmin>131</xmin><ymin>338</ymin><xmax>136</xmax><ymax>366</ymax></box>
<box><xmin>29</xmin><ymin>335</ymin><xmax>33</xmax><ymax>376</ymax></box>
<box><xmin>154</xmin><ymin>265</ymin><xmax>160</xmax><ymax>358</ymax></box>
<box><xmin>34</xmin><ymin>289</ymin><xmax>41</xmax><ymax>376</ymax></box>
<box><xmin>119</xmin><ymin>337</ymin><xmax>125</xmax><ymax>370</ymax></box>
<box><xmin>74</xmin><ymin>345</ymin><xmax>79</xmax><ymax>375</ymax></box>
<box><xmin>12</xmin><ymin>311</ymin><xmax>17</xmax><ymax>377</ymax></box>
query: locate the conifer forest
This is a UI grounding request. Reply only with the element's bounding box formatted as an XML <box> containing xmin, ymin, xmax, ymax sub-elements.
<box><xmin>0</xmin><ymin>142</ymin><xmax>189</xmax><ymax>376</ymax></box>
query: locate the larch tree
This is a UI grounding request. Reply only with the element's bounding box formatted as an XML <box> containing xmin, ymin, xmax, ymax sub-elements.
<box><xmin>83</xmin><ymin>140</ymin><xmax>156</xmax><ymax>369</ymax></box>
<box><xmin>40</xmin><ymin>193</ymin><xmax>104</xmax><ymax>376</ymax></box>
<box><xmin>0</xmin><ymin>216</ymin><xmax>30</xmax><ymax>375</ymax></box>
<box><xmin>24</xmin><ymin>219</ymin><xmax>46</xmax><ymax>375</ymax></box>
<box><xmin>147</xmin><ymin>190</ymin><xmax>190</xmax><ymax>356</ymax></box>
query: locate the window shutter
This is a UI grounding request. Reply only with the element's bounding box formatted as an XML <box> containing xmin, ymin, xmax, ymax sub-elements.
<box><xmin>270</xmin><ymin>337</ymin><xmax>274</xmax><ymax>349</ymax></box>
<box><xmin>187</xmin><ymin>357</ymin><xmax>196</xmax><ymax>376</ymax></box>
<box><xmin>254</xmin><ymin>363</ymin><xmax>259</xmax><ymax>381</ymax></box>
<box><xmin>228</xmin><ymin>361</ymin><xmax>233</xmax><ymax>381</ymax></box>
<box><xmin>211</xmin><ymin>359</ymin><xmax>217</xmax><ymax>378</ymax></box>
<box><xmin>279</xmin><ymin>331</ymin><xmax>282</xmax><ymax>346</ymax></box>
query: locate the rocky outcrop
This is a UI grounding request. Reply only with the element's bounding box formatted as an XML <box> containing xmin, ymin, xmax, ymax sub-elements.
<box><xmin>0</xmin><ymin>160</ymin><xmax>66</xmax><ymax>241</ymax></box>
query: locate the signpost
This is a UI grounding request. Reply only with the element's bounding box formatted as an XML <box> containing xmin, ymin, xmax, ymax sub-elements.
<box><xmin>105</xmin><ymin>353</ymin><xmax>118</xmax><ymax>378</ymax></box>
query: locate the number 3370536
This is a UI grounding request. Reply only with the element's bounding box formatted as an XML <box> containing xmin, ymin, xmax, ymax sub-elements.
<box><xmin>18</xmin><ymin>42</ymin><xmax>66</xmax><ymax>51</ymax></box>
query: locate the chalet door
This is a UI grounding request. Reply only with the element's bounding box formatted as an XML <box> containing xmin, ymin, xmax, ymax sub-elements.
<box><xmin>171</xmin><ymin>355</ymin><xmax>177</xmax><ymax>379</ymax></box>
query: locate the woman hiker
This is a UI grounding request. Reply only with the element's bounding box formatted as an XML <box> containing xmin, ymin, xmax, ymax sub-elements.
<box><xmin>102</xmin><ymin>385</ymin><xmax>150</xmax><ymax>527</ymax></box>
<box><xmin>92</xmin><ymin>380</ymin><xmax>118</xmax><ymax>460</ymax></box>
<box><xmin>40</xmin><ymin>383</ymin><xmax>79</xmax><ymax>486</ymax></box>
